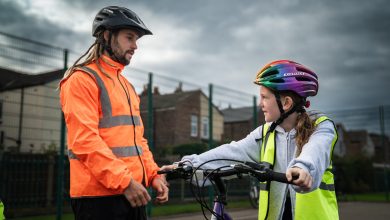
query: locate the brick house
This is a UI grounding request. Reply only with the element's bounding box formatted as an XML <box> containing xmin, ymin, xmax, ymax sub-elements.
<box><xmin>343</xmin><ymin>130</ymin><xmax>375</xmax><ymax>158</ymax></box>
<box><xmin>139</xmin><ymin>88</ymin><xmax>224</xmax><ymax>150</ymax></box>
<box><xmin>333</xmin><ymin>123</ymin><xmax>347</xmax><ymax>157</ymax></box>
<box><xmin>369</xmin><ymin>133</ymin><xmax>390</xmax><ymax>163</ymax></box>
<box><xmin>221</xmin><ymin>106</ymin><xmax>265</xmax><ymax>142</ymax></box>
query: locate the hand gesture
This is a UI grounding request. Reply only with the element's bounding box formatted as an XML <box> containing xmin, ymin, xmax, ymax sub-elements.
<box><xmin>152</xmin><ymin>177</ymin><xmax>169</xmax><ymax>204</ymax></box>
<box><xmin>124</xmin><ymin>179</ymin><xmax>151</xmax><ymax>207</ymax></box>
<box><xmin>286</xmin><ymin>167</ymin><xmax>313</xmax><ymax>192</ymax></box>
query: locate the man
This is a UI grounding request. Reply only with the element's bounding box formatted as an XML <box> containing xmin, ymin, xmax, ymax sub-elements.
<box><xmin>60</xmin><ymin>6</ymin><xmax>168</xmax><ymax>220</ymax></box>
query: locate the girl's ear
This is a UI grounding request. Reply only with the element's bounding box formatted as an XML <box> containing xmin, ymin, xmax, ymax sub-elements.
<box><xmin>283</xmin><ymin>96</ymin><xmax>294</xmax><ymax>111</ymax></box>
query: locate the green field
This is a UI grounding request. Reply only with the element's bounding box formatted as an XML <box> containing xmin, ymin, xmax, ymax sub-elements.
<box><xmin>340</xmin><ymin>192</ymin><xmax>390</xmax><ymax>202</ymax></box>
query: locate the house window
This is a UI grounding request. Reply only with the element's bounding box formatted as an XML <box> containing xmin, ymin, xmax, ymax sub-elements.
<box><xmin>191</xmin><ymin>115</ymin><xmax>198</xmax><ymax>137</ymax></box>
<box><xmin>201</xmin><ymin>116</ymin><xmax>209</xmax><ymax>139</ymax></box>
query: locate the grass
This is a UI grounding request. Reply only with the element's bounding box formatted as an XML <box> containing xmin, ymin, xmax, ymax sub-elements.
<box><xmin>151</xmin><ymin>199</ymin><xmax>252</xmax><ymax>216</ymax></box>
<box><xmin>11</xmin><ymin>200</ymin><xmax>252</xmax><ymax>220</ymax></box>
<box><xmin>340</xmin><ymin>192</ymin><xmax>390</xmax><ymax>202</ymax></box>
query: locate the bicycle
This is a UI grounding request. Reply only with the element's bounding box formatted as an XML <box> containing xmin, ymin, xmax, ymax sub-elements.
<box><xmin>158</xmin><ymin>159</ymin><xmax>297</xmax><ymax>220</ymax></box>
<box><xmin>248</xmin><ymin>176</ymin><xmax>259</xmax><ymax>209</ymax></box>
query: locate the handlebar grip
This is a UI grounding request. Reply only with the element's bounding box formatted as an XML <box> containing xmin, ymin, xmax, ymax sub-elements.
<box><xmin>157</xmin><ymin>170</ymin><xmax>169</xmax><ymax>175</ymax></box>
<box><xmin>270</xmin><ymin>171</ymin><xmax>290</xmax><ymax>184</ymax></box>
<box><xmin>269</xmin><ymin>171</ymin><xmax>299</xmax><ymax>184</ymax></box>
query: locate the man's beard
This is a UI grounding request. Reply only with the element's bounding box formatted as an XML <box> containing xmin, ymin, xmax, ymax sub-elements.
<box><xmin>111</xmin><ymin>40</ymin><xmax>131</xmax><ymax>66</ymax></box>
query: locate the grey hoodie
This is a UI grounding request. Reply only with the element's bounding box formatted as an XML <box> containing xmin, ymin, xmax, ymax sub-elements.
<box><xmin>182</xmin><ymin>118</ymin><xmax>336</xmax><ymax>220</ymax></box>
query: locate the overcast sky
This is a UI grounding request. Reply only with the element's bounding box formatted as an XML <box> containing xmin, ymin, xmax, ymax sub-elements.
<box><xmin>1</xmin><ymin>0</ymin><xmax>390</xmax><ymax>111</ymax></box>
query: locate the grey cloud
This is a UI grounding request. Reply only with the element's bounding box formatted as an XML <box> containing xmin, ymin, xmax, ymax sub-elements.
<box><xmin>1</xmin><ymin>0</ymin><xmax>389</xmax><ymax>110</ymax></box>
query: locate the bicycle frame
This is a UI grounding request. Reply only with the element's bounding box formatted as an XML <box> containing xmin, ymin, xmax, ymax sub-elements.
<box><xmin>159</xmin><ymin>160</ymin><xmax>294</xmax><ymax>220</ymax></box>
<box><xmin>209</xmin><ymin>173</ymin><xmax>232</xmax><ymax>220</ymax></box>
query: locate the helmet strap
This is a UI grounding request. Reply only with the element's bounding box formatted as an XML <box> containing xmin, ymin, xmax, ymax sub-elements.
<box><xmin>268</xmin><ymin>93</ymin><xmax>305</xmax><ymax>133</ymax></box>
<box><xmin>274</xmin><ymin>92</ymin><xmax>285</xmax><ymax>115</ymax></box>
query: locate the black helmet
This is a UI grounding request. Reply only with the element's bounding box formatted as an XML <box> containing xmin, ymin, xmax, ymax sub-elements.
<box><xmin>92</xmin><ymin>6</ymin><xmax>152</xmax><ymax>37</ymax></box>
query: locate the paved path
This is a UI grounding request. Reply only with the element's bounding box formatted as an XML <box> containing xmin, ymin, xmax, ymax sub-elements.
<box><xmin>152</xmin><ymin>202</ymin><xmax>390</xmax><ymax>220</ymax></box>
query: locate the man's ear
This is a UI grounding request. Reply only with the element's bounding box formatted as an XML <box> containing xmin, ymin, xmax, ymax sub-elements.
<box><xmin>283</xmin><ymin>96</ymin><xmax>294</xmax><ymax>111</ymax></box>
<box><xmin>103</xmin><ymin>30</ymin><xmax>110</xmax><ymax>42</ymax></box>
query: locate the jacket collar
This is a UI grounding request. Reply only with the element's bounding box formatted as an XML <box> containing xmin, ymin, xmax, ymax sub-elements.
<box><xmin>265</xmin><ymin>122</ymin><xmax>296</xmax><ymax>136</ymax></box>
<box><xmin>97</xmin><ymin>54</ymin><xmax>125</xmax><ymax>73</ymax></box>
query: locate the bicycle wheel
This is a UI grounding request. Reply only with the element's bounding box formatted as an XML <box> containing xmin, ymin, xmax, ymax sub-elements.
<box><xmin>249</xmin><ymin>185</ymin><xmax>259</xmax><ymax>209</ymax></box>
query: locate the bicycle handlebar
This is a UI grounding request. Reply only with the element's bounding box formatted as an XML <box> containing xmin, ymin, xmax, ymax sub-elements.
<box><xmin>158</xmin><ymin>161</ymin><xmax>297</xmax><ymax>184</ymax></box>
<box><xmin>158</xmin><ymin>161</ymin><xmax>298</xmax><ymax>220</ymax></box>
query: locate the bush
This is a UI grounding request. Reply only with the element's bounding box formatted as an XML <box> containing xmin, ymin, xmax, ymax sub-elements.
<box><xmin>333</xmin><ymin>156</ymin><xmax>375</xmax><ymax>194</ymax></box>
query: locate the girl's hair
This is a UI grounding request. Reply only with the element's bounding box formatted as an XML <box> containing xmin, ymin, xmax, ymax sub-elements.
<box><xmin>60</xmin><ymin>31</ymin><xmax>115</xmax><ymax>85</ymax></box>
<box><xmin>280</xmin><ymin>91</ymin><xmax>315</xmax><ymax>156</ymax></box>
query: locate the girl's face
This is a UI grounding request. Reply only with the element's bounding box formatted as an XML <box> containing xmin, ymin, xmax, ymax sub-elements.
<box><xmin>259</xmin><ymin>86</ymin><xmax>280</xmax><ymax>122</ymax></box>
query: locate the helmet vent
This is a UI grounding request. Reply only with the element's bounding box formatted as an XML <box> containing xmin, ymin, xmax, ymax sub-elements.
<box><xmin>270</xmin><ymin>78</ymin><xmax>284</xmax><ymax>83</ymax></box>
<box><xmin>295</xmin><ymin>77</ymin><xmax>311</xmax><ymax>82</ymax></box>
<box><xmin>122</xmin><ymin>11</ymin><xmax>134</xmax><ymax>19</ymax></box>
<box><xmin>101</xmin><ymin>12</ymin><xmax>110</xmax><ymax>17</ymax></box>
<box><xmin>262</xmin><ymin>70</ymin><xmax>278</xmax><ymax>78</ymax></box>
<box><xmin>95</xmin><ymin>17</ymin><xmax>103</xmax><ymax>21</ymax></box>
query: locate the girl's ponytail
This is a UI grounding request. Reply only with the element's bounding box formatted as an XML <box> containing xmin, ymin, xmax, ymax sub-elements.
<box><xmin>295</xmin><ymin>111</ymin><xmax>315</xmax><ymax>156</ymax></box>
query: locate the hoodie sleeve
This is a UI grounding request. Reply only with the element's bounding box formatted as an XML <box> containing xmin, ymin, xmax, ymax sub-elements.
<box><xmin>288</xmin><ymin>120</ymin><xmax>336</xmax><ymax>192</ymax></box>
<box><xmin>182</xmin><ymin>126</ymin><xmax>263</xmax><ymax>170</ymax></box>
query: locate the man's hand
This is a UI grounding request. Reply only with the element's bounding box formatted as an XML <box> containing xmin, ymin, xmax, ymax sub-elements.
<box><xmin>286</xmin><ymin>167</ymin><xmax>313</xmax><ymax>192</ymax></box>
<box><xmin>124</xmin><ymin>179</ymin><xmax>151</xmax><ymax>207</ymax></box>
<box><xmin>152</xmin><ymin>177</ymin><xmax>169</xmax><ymax>204</ymax></box>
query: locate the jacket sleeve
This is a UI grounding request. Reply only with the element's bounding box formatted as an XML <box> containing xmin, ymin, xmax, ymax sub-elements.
<box><xmin>181</xmin><ymin>126</ymin><xmax>263</xmax><ymax>170</ymax></box>
<box><xmin>288</xmin><ymin>120</ymin><xmax>336</xmax><ymax>192</ymax></box>
<box><xmin>139</xmin><ymin>117</ymin><xmax>161</xmax><ymax>187</ymax></box>
<box><xmin>60</xmin><ymin>72</ymin><xmax>132</xmax><ymax>192</ymax></box>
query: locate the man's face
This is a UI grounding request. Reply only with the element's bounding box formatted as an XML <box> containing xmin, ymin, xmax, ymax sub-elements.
<box><xmin>111</xmin><ymin>29</ymin><xmax>139</xmax><ymax>65</ymax></box>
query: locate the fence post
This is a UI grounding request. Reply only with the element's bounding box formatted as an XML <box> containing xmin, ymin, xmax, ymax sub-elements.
<box><xmin>56</xmin><ymin>49</ymin><xmax>68</xmax><ymax>220</ymax></box>
<box><xmin>146</xmin><ymin>72</ymin><xmax>154</xmax><ymax>217</ymax></box>
<box><xmin>147</xmin><ymin>72</ymin><xmax>154</xmax><ymax>152</ymax></box>
<box><xmin>208</xmin><ymin>83</ymin><xmax>214</xmax><ymax>207</ymax></box>
<box><xmin>380</xmin><ymin>105</ymin><xmax>389</xmax><ymax>201</ymax></box>
<box><xmin>17</xmin><ymin>88</ymin><xmax>24</xmax><ymax>152</ymax></box>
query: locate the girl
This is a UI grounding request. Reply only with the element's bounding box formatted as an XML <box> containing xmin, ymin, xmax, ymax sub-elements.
<box><xmin>169</xmin><ymin>60</ymin><xmax>338</xmax><ymax>220</ymax></box>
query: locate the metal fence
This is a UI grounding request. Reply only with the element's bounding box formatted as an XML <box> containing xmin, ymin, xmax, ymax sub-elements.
<box><xmin>0</xmin><ymin>31</ymin><xmax>389</xmax><ymax>218</ymax></box>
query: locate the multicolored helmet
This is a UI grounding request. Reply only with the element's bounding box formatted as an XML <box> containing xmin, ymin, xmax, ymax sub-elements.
<box><xmin>254</xmin><ymin>60</ymin><xmax>319</xmax><ymax>98</ymax></box>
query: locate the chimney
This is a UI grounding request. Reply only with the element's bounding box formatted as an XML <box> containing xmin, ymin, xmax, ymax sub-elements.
<box><xmin>153</xmin><ymin>86</ymin><xmax>160</xmax><ymax>95</ymax></box>
<box><xmin>139</xmin><ymin>84</ymin><xmax>148</xmax><ymax>96</ymax></box>
<box><xmin>174</xmin><ymin>82</ymin><xmax>183</xmax><ymax>93</ymax></box>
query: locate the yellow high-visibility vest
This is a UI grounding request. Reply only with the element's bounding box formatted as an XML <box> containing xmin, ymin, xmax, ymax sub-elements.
<box><xmin>258</xmin><ymin>116</ymin><xmax>339</xmax><ymax>220</ymax></box>
<box><xmin>0</xmin><ymin>200</ymin><xmax>4</xmax><ymax>220</ymax></box>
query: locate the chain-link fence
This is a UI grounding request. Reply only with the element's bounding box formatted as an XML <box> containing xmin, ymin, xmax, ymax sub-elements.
<box><xmin>0</xmin><ymin>31</ymin><xmax>389</xmax><ymax>218</ymax></box>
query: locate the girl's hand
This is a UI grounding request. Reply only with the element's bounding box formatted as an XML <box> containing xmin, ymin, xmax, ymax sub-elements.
<box><xmin>160</xmin><ymin>164</ymin><xmax>178</xmax><ymax>171</ymax></box>
<box><xmin>286</xmin><ymin>167</ymin><xmax>312</xmax><ymax>192</ymax></box>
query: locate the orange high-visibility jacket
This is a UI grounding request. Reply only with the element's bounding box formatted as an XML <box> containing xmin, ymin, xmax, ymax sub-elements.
<box><xmin>60</xmin><ymin>55</ymin><xmax>160</xmax><ymax>198</ymax></box>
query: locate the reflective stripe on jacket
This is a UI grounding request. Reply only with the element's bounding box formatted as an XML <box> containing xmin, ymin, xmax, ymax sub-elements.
<box><xmin>258</xmin><ymin>116</ymin><xmax>339</xmax><ymax>220</ymax></box>
<box><xmin>60</xmin><ymin>55</ymin><xmax>160</xmax><ymax>198</ymax></box>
